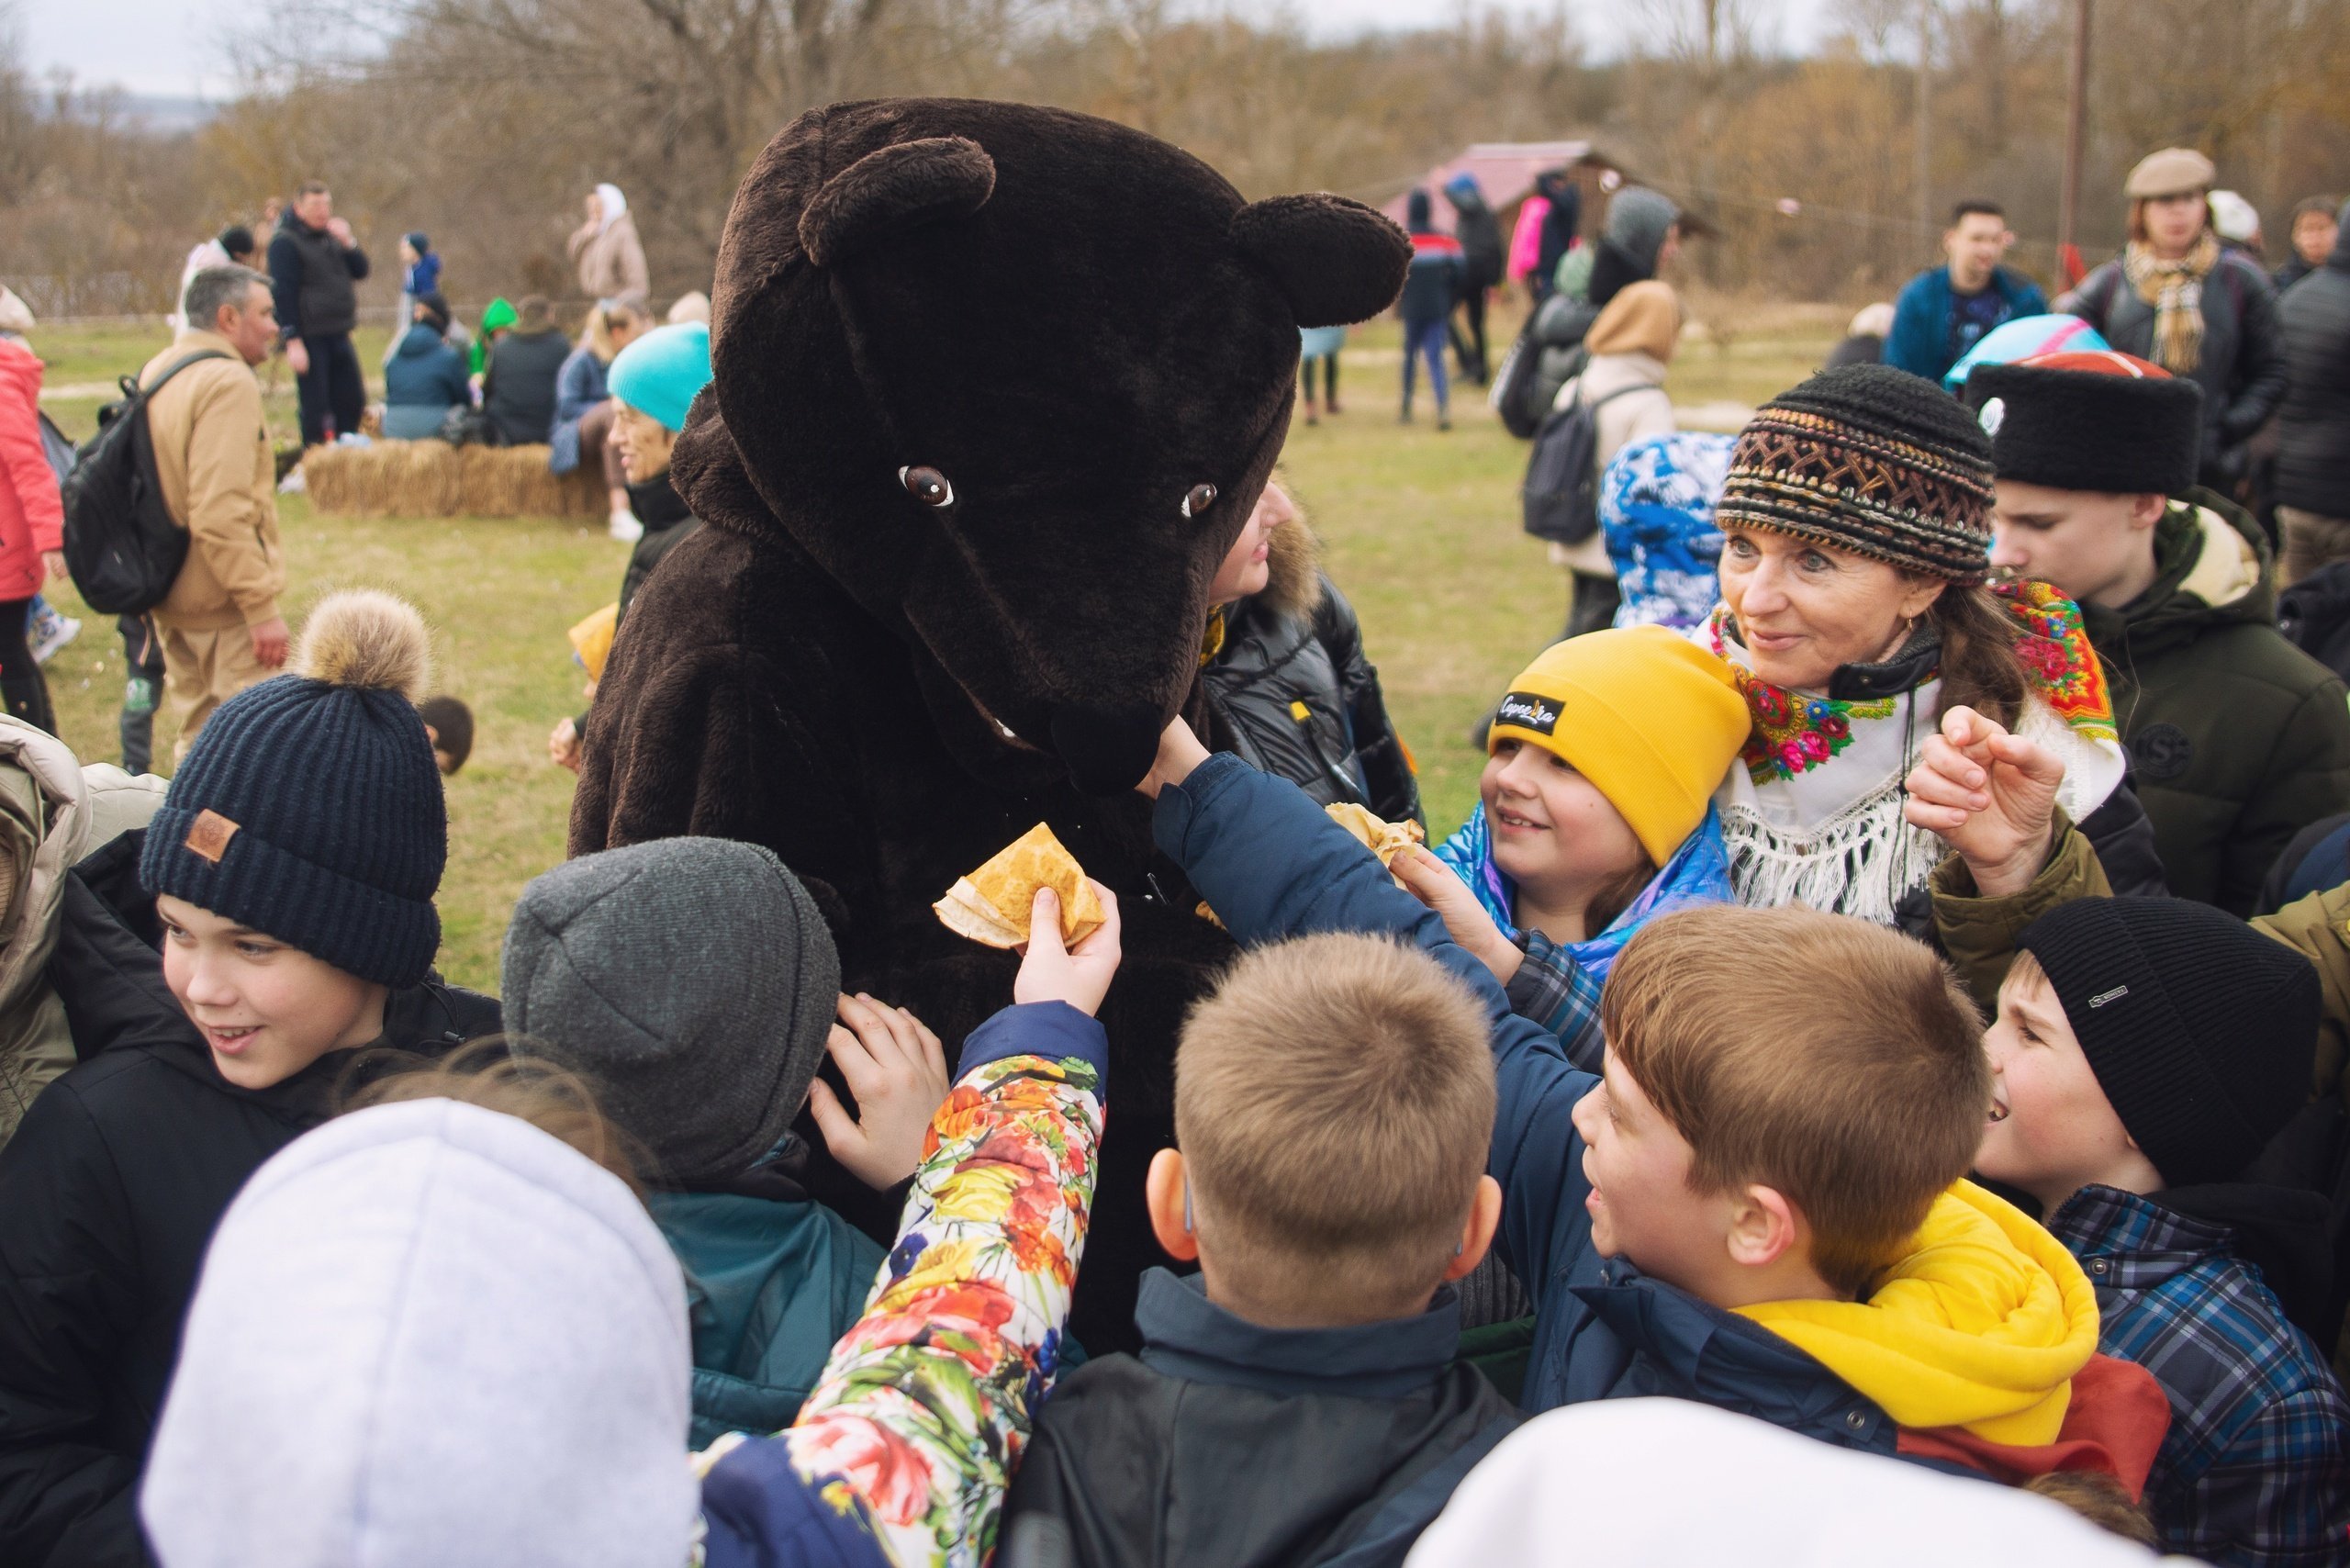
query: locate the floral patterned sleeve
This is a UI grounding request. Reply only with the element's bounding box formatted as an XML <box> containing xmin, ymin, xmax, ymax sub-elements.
<box><xmin>695</xmin><ymin>1001</ymin><xmax>1106</xmax><ymax>1568</ymax></box>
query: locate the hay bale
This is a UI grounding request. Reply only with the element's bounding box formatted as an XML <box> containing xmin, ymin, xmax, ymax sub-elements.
<box><xmin>301</xmin><ymin>441</ymin><xmax>604</xmax><ymax>520</ymax></box>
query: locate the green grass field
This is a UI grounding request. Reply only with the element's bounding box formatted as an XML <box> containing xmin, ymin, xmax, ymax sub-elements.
<box><xmin>30</xmin><ymin>312</ymin><xmax>1833</xmax><ymax>991</ymax></box>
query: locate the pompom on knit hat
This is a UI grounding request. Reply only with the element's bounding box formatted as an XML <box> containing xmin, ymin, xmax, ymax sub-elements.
<box><xmin>1964</xmin><ymin>350</ymin><xmax>2204</xmax><ymax>498</ymax></box>
<box><xmin>1487</xmin><ymin>626</ymin><xmax>1748</xmax><ymax>866</ymax></box>
<box><xmin>500</xmin><ymin>837</ymin><xmax>840</xmax><ymax>1185</ymax></box>
<box><xmin>1718</xmin><ymin>364</ymin><xmax>1998</xmax><ymax>584</ymax></box>
<box><xmin>140</xmin><ymin>592</ymin><xmax>445</xmax><ymax>989</ymax></box>
<box><xmin>2015</xmin><ymin>896</ymin><xmax>2319</xmax><ymax>1189</ymax></box>
<box><xmin>607</xmin><ymin>321</ymin><xmax>711</xmax><ymax>433</ymax></box>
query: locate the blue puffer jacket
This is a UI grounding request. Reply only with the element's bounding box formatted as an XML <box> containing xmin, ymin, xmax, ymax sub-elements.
<box><xmin>645</xmin><ymin>1188</ymin><xmax>886</xmax><ymax>1450</ymax></box>
<box><xmin>1151</xmin><ymin>754</ymin><xmax>1903</xmax><ymax>1457</ymax></box>
<box><xmin>549</xmin><ymin>346</ymin><xmax>610</xmax><ymax>474</ymax></box>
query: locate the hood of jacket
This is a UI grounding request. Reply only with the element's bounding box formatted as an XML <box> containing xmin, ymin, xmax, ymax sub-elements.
<box><xmin>1734</xmin><ymin>1181</ymin><xmax>2099</xmax><ymax>1446</ymax></box>
<box><xmin>394</xmin><ymin>322</ymin><xmax>449</xmax><ymax>359</ymax></box>
<box><xmin>2078</xmin><ymin>489</ymin><xmax>2272</xmax><ymax>663</ymax></box>
<box><xmin>140</xmin><ymin>1097</ymin><xmax>699</xmax><ymax>1568</ymax></box>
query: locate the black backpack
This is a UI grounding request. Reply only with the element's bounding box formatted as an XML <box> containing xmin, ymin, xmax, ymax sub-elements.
<box><xmin>1521</xmin><ymin>383</ymin><xmax>1641</xmax><ymax>547</ymax></box>
<box><xmin>60</xmin><ymin>351</ymin><xmax>229</xmax><ymax>615</ymax></box>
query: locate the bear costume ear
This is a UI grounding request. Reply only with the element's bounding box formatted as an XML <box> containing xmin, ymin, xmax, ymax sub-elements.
<box><xmin>799</xmin><ymin>136</ymin><xmax>997</xmax><ymax>267</ymax></box>
<box><xmin>1230</xmin><ymin>194</ymin><xmax>1411</xmax><ymax>329</ymax></box>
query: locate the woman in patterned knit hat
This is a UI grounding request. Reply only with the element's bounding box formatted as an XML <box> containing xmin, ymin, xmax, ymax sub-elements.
<box><xmin>1696</xmin><ymin>363</ymin><xmax>2159</xmax><ymax>929</ymax></box>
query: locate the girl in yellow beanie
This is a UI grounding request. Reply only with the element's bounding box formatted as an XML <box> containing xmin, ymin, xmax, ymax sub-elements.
<box><xmin>1398</xmin><ymin>627</ymin><xmax>1749</xmax><ymax>1059</ymax></box>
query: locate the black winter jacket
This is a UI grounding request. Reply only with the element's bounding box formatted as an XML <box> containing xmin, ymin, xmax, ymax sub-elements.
<box><xmin>264</xmin><ymin>207</ymin><xmax>369</xmax><ymax>342</ymax></box>
<box><xmin>482</xmin><ymin>326</ymin><xmax>572</xmax><ymax>448</ymax></box>
<box><xmin>2066</xmin><ymin>249</ymin><xmax>2287</xmax><ymax>489</ymax></box>
<box><xmin>2273</xmin><ymin>223</ymin><xmax>2350</xmax><ymax>521</ymax></box>
<box><xmin>1443</xmin><ymin>187</ymin><xmax>1504</xmax><ymax>290</ymax></box>
<box><xmin>0</xmin><ymin>833</ymin><xmax>499</xmax><ymax>1568</ymax></box>
<box><xmin>1001</xmin><ymin>1270</ymin><xmax>1520</xmax><ymax>1568</ymax></box>
<box><xmin>1203</xmin><ymin>525</ymin><xmax>1422</xmax><ymax>829</ymax></box>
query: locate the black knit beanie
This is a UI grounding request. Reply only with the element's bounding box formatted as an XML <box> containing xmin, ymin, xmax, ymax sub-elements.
<box><xmin>1718</xmin><ymin>364</ymin><xmax>1998</xmax><ymax>583</ymax></box>
<box><xmin>2016</xmin><ymin>897</ymin><xmax>2319</xmax><ymax>1188</ymax></box>
<box><xmin>1964</xmin><ymin>353</ymin><xmax>2204</xmax><ymax>497</ymax></box>
<box><xmin>141</xmin><ymin>592</ymin><xmax>446</xmax><ymax>988</ymax></box>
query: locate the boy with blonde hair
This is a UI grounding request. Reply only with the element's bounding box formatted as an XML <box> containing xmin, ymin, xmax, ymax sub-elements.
<box><xmin>1137</xmin><ymin>722</ymin><xmax>2165</xmax><ymax>1492</ymax></box>
<box><xmin>1001</xmin><ymin>931</ymin><xmax>1521</xmax><ymax>1566</ymax></box>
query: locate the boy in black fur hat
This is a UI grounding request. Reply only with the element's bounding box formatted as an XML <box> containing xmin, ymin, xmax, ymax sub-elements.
<box><xmin>1966</xmin><ymin>351</ymin><xmax>2350</xmax><ymax>914</ymax></box>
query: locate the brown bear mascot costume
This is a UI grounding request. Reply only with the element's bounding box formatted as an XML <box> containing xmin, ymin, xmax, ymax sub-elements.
<box><xmin>571</xmin><ymin>98</ymin><xmax>1409</xmax><ymax>1351</ymax></box>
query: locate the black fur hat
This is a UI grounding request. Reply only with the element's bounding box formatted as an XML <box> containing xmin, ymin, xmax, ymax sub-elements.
<box><xmin>1964</xmin><ymin>351</ymin><xmax>2204</xmax><ymax>497</ymax></box>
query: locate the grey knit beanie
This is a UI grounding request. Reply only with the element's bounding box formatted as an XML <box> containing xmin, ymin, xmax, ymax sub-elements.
<box><xmin>501</xmin><ymin>838</ymin><xmax>840</xmax><ymax>1184</ymax></box>
<box><xmin>1606</xmin><ymin>187</ymin><xmax>1682</xmax><ymax>276</ymax></box>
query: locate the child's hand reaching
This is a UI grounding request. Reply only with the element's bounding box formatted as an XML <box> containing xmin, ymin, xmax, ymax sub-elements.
<box><xmin>1902</xmin><ymin>704</ymin><xmax>2066</xmax><ymax>898</ymax></box>
<box><xmin>1393</xmin><ymin>845</ymin><xmax>1523</xmax><ymax>983</ymax></box>
<box><xmin>1013</xmin><ymin>882</ymin><xmax>1123</xmax><ymax>1016</ymax></box>
<box><xmin>808</xmin><ymin>993</ymin><xmax>953</xmax><ymax>1190</ymax></box>
<box><xmin>1133</xmin><ymin>717</ymin><xmax>1211</xmax><ymax>800</ymax></box>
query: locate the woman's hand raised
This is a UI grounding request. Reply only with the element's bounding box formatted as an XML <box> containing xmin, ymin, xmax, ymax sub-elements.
<box><xmin>1903</xmin><ymin>705</ymin><xmax>2066</xmax><ymax>898</ymax></box>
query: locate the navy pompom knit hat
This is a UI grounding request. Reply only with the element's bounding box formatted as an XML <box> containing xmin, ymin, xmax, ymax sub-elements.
<box><xmin>2016</xmin><ymin>896</ymin><xmax>2320</xmax><ymax>1189</ymax></box>
<box><xmin>140</xmin><ymin>592</ymin><xmax>446</xmax><ymax>988</ymax></box>
<box><xmin>1719</xmin><ymin>364</ymin><xmax>1998</xmax><ymax>584</ymax></box>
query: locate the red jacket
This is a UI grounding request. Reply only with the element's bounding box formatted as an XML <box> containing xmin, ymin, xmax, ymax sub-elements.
<box><xmin>0</xmin><ymin>339</ymin><xmax>63</xmax><ymax>603</ymax></box>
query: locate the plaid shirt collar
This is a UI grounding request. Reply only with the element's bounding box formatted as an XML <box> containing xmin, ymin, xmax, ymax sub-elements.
<box><xmin>2046</xmin><ymin>1184</ymin><xmax>2235</xmax><ymax>1289</ymax></box>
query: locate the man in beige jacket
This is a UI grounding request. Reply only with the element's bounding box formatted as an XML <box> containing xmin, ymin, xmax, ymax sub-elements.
<box><xmin>139</xmin><ymin>264</ymin><xmax>290</xmax><ymax>758</ymax></box>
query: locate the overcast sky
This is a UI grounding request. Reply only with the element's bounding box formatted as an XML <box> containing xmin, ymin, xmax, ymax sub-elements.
<box><xmin>17</xmin><ymin>0</ymin><xmax>1834</xmax><ymax>98</ymax></box>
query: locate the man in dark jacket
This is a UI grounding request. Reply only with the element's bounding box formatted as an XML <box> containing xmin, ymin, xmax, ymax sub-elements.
<box><xmin>1885</xmin><ymin>201</ymin><xmax>2049</xmax><ymax>386</ymax></box>
<box><xmin>1441</xmin><ymin>174</ymin><xmax>1504</xmax><ymax>385</ymax></box>
<box><xmin>265</xmin><ymin>180</ymin><xmax>370</xmax><ymax>447</ymax></box>
<box><xmin>2273</xmin><ymin>200</ymin><xmax>2350</xmax><ymax>588</ymax></box>
<box><xmin>1002</xmin><ymin>924</ymin><xmax>1519</xmax><ymax>1568</ymax></box>
<box><xmin>380</xmin><ymin>293</ymin><xmax>469</xmax><ymax>440</ymax></box>
<box><xmin>2275</xmin><ymin>196</ymin><xmax>2340</xmax><ymax>295</ymax></box>
<box><xmin>481</xmin><ymin>294</ymin><xmax>571</xmax><ymax>447</ymax></box>
<box><xmin>1203</xmin><ymin>481</ymin><xmax>1421</xmax><ymax>830</ymax></box>
<box><xmin>1970</xmin><ymin>351</ymin><xmax>2350</xmax><ymax>915</ymax></box>
<box><xmin>0</xmin><ymin>593</ymin><xmax>499</xmax><ymax>1568</ymax></box>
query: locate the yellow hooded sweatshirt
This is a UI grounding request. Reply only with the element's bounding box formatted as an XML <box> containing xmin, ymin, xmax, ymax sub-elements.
<box><xmin>1734</xmin><ymin>1181</ymin><xmax>2100</xmax><ymax>1445</ymax></box>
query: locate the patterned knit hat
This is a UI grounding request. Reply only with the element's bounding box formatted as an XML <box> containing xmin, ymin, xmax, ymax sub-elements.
<box><xmin>141</xmin><ymin>592</ymin><xmax>447</xmax><ymax>988</ymax></box>
<box><xmin>1719</xmin><ymin>364</ymin><xmax>1998</xmax><ymax>584</ymax></box>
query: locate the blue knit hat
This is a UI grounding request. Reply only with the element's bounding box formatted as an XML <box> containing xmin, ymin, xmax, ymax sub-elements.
<box><xmin>141</xmin><ymin>592</ymin><xmax>447</xmax><ymax>988</ymax></box>
<box><xmin>607</xmin><ymin>321</ymin><xmax>712</xmax><ymax>433</ymax></box>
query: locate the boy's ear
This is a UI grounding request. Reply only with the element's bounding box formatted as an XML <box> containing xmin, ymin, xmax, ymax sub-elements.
<box><xmin>1146</xmin><ymin>1148</ymin><xmax>1199</xmax><ymax>1262</ymax></box>
<box><xmin>1441</xmin><ymin>1174</ymin><xmax>1505</xmax><ymax>1283</ymax></box>
<box><xmin>1725</xmin><ymin>1183</ymin><xmax>1804</xmax><ymax>1271</ymax></box>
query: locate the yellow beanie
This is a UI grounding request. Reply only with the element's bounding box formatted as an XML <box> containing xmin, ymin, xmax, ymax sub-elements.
<box><xmin>1489</xmin><ymin>626</ymin><xmax>1748</xmax><ymax>865</ymax></box>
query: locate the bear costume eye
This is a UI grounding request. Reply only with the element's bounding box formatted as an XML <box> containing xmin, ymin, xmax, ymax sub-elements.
<box><xmin>899</xmin><ymin>465</ymin><xmax>956</xmax><ymax>509</ymax></box>
<box><xmin>1181</xmin><ymin>484</ymin><xmax>1217</xmax><ymax>519</ymax></box>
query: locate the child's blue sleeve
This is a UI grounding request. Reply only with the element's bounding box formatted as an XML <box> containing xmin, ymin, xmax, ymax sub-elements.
<box><xmin>1153</xmin><ymin>753</ymin><xmax>1595</xmax><ymax>1288</ymax></box>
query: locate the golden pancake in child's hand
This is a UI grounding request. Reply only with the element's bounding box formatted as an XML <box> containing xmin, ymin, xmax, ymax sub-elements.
<box><xmin>933</xmin><ymin>823</ymin><xmax>1105</xmax><ymax>948</ymax></box>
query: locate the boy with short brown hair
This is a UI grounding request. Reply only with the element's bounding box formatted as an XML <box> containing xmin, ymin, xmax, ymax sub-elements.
<box><xmin>1002</xmin><ymin>930</ymin><xmax>1522</xmax><ymax>1566</ymax></box>
<box><xmin>1141</xmin><ymin>722</ymin><xmax>2162</xmax><ymax>1490</ymax></box>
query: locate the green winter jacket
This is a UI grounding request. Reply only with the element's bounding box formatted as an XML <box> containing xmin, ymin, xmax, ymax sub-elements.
<box><xmin>2079</xmin><ymin>492</ymin><xmax>2350</xmax><ymax>915</ymax></box>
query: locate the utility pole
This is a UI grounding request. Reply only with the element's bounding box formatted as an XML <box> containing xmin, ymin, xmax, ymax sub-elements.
<box><xmin>2059</xmin><ymin>0</ymin><xmax>2094</xmax><ymax>286</ymax></box>
<box><xmin>1914</xmin><ymin>0</ymin><xmax>1933</xmax><ymax>243</ymax></box>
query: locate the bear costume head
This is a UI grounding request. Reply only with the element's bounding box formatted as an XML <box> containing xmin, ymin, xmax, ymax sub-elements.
<box><xmin>675</xmin><ymin>97</ymin><xmax>1408</xmax><ymax>795</ymax></box>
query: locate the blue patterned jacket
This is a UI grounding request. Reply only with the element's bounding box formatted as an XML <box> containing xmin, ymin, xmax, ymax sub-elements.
<box><xmin>2047</xmin><ymin>1185</ymin><xmax>2350</xmax><ymax>1566</ymax></box>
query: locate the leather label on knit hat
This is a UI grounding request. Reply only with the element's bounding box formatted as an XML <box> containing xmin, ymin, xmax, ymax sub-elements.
<box><xmin>1494</xmin><ymin>691</ymin><xmax>1561</xmax><ymax>736</ymax></box>
<box><xmin>185</xmin><ymin>810</ymin><xmax>240</xmax><ymax>865</ymax></box>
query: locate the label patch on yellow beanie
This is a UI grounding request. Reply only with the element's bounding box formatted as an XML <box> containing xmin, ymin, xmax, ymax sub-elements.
<box><xmin>1494</xmin><ymin>691</ymin><xmax>1561</xmax><ymax>736</ymax></box>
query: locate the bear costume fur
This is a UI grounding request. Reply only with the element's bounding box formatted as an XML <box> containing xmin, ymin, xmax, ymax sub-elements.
<box><xmin>570</xmin><ymin>97</ymin><xmax>1408</xmax><ymax>1351</ymax></box>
